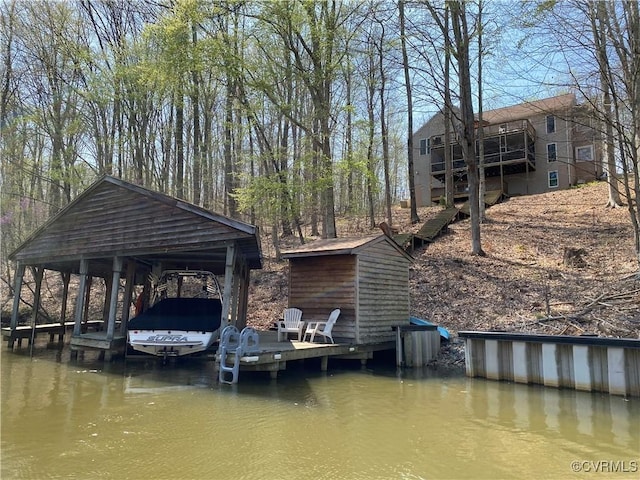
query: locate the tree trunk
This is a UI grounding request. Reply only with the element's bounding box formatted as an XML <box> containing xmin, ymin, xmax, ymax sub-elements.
<box><xmin>590</xmin><ymin>1</ymin><xmax>622</xmax><ymax>208</ymax></box>
<box><xmin>477</xmin><ymin>0</ymin><xmax>486</xmax><ymax>223</ymax></box>
<box><xmin>399</xmin><ymin>0</ymin><xmax>420</xmax><ymax>223</ymax></box>
<box><xmin>191</xmin><ymin>24</ymin><xmax>202</xmax><ymax>205</ymax></box>
<box><xmin>450</xmin><ymin>0</ymin><xmax>483</xmax><ymax>255</ymax></box>
<box><xmin>444</xmin><ymin>4</ymin><xmax>454</xmax><ymax>208</ymax></box>
<box><xmin>224</xmin><ymin>82</ymin><xmax>237</xmax><ymax>216</ymax></box>
<box><xmin>366</xmin><ymin>58</ymin><xmax>376</xmax><ymax>229</ymax></box>
<box><xmin>378</xmin><ymin>25</ymin><xmax>393</xmax><ymax>226</ymax></box>
<box><xmin>175</xmin><ymin>88</ymin><xmax>185</xmax><ymax>199</ymax></box>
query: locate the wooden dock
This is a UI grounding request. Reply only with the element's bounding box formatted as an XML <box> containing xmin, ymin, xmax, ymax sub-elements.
<box><xmin>122</xmin><ymin>329</ymin><xmax>402</xmax><ymax>382</ymax></box>
<box><xmin>4</xmin><ymin>325</ymin><xmax>441</xmax><ymax>381</ymax></box>
<box><xmin>212</xmin><ymin>330</ymin><xmax>395</xmax><ymax>380</ymax></box>
<box><xmin>2</xmin><ymin>320</ymin><xmax>104</xmax><ymax>347</ymax></box>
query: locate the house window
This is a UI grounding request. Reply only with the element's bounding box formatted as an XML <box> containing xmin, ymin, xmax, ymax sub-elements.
<box><xmin>419</xmin><ymin>138</ymin><xmax>427</xmax><ymax>155</ymax></box>
<box><xmin>548</xmin><ymin>170</ymin><xmax>559</xmax><ymax>188</ymax></box>
<box><xmin>546</xmin><ymin>115</ymin><xmax>556</xmax><ymax>134</ymax></box>
<box><xmin>547</xmin><ymin>143</ymin><xmax>557</xmax><ymax>162</ymax></box>
<box><xmin>576</xmin><ymin>145</ymin><xmax>594</xmax><ymax>161</ymax></box>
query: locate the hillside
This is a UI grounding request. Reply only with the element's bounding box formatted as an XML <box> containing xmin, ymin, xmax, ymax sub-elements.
<box><xmin>247</xmin><ymin>181</ymin><xmax>640</xmax><ymax>344</ymax></box>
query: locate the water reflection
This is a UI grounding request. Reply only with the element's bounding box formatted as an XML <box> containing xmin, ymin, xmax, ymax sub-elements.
<box><xmin>1</xmin><ymin>345</ymin><xmax>638</xmax><ymax>480</ymax></box>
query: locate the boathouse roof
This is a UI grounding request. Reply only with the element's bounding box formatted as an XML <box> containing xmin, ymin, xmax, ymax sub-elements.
<box><xmin>9</xmin><ymin>175</ymin><xmax>262</xmax><ymax>277</ymax></box>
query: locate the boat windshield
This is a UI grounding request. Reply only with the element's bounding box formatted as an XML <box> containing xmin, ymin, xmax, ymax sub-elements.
<box><xmin>150</xmin><ymin>270</ymin><xmax>222</xmax><ymax>305</ymax></box>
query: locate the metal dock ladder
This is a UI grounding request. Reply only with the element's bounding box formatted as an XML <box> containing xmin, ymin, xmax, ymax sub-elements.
<box><xmin>218</xmin><ymin>325</ymin><xmax>260</xmax><ymax>384</ymax></box>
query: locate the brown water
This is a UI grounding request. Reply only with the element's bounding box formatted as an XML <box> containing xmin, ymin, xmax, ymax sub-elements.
<box><xmin>1</xmin><ymin>345</ymin><xmax>638</xmax><ymax>480</ymax></box>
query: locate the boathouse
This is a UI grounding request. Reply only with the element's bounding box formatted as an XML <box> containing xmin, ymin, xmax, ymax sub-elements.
<box><xmin>6</xmin><ymin>175</ymin><xmax>262</xmax><ymax>356</ymax></box>
<box><xmin>281</xmin><ymin>235</ymin><xmax>413</xmax><ymax>344</ymax></box>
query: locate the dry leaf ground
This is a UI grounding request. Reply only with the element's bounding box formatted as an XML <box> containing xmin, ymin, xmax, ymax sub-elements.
<box><xmin>247</xmin><ymin>181</ymin><xmax>639</xmax><ymax>344</ymax></box>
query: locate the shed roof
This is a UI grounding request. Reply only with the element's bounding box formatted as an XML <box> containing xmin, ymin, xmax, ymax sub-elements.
<box><xmin>9</xmin><ymin>175</ymin><xmax>262</xmax><ymax>276</ymax></box>
<box><xmin>281</xmin><ymin>234</ymin><xmax>413</xmax><ymax>261</ymax></box>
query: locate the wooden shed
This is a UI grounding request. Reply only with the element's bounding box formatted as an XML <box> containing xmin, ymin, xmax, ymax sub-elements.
<box><xmin>7</xmin><ymin>175</ymin><xmax>262</xmax><ymax>356</ymax></box>
<box><xmin>281</xmin><ymin>235</ymin><xmax>413</xmax><ymax>344</ymax></box>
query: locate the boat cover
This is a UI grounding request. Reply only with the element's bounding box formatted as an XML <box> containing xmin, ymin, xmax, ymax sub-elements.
<box><xmin>128</xmin><ymin>298</ymin><xmax>223</xmax><ymax>332</ymax></box>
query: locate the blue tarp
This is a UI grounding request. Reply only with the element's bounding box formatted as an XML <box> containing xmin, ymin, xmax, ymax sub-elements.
<box><xmin>410</xmin><ymin>316</ymin><xmax>450</xmax><ymax>341</ymax></box>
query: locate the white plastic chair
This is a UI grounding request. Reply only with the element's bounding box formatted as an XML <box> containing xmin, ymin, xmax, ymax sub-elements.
<box><xmin>277</xmin><ymin>308</ymin><xmax>304</xmax><ymax>342</ymax></box>
<box><xmin>303</xmin><ymin>309</ymin><xmax>340</xmax><ymax>344</ymax></box>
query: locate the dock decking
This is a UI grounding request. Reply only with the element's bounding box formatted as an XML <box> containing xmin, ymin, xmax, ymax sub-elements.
<box><xmin>2</xmin><ymin>320</ymin><xmax>104</xmax><ymax>347</ymax></box>
<box><xmin>5</xmin><ymin>326</ymin><xmax>438</xmax><ymax>382</ymax></box>
<box><xmin>213</xmin><ymin>330</ymin><xmax>394</xmax><ymax>380</ymax></box>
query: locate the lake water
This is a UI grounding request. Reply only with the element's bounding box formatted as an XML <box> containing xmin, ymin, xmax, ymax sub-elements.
<box><xmin>1</xmin><ymin>343</ymin><xmax>638</xmax><ymax>480</ymax></box>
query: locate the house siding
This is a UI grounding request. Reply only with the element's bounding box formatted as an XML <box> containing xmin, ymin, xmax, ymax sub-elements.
<box><xmin>410</xmin><ymin>95</ymin><xmax>603</xmax><ymax>205</ymax></box>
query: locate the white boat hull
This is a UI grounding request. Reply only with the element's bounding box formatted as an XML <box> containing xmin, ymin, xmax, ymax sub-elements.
<box><xmin>128</xmin><ymin>329</ymin><xmax>217</xmax><ymax>357</ymax></box>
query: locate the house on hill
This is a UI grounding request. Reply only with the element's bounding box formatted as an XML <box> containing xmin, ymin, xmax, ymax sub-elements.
<box><xmin>7</xmin><ymin>175</ymin><xmax>262</xmax><ymax>356</ymax></box>
<box><xmin>281</xmin><ymin>234</ymin><xmax>413</xmax><ymax>345</ymax></box>
<box><xmin>411</xmin><ymin>93</ymin><xmax>604</xmax><ymax>206</ymax></box>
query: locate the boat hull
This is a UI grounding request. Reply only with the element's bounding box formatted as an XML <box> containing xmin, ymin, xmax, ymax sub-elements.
<box><xmin>128</xmin><ymin>329</ymin><xmax>217</xmax><ymax>357</ymax></box>
<box><xmin>127</xmin><ymin>297</ymin><xmax>223</xmax><ymax>358</ymax></box>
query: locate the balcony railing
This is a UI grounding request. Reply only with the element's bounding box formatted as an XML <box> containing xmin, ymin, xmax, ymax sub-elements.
<box><xmin>429</xmin><ymin>119</ymin><xmax>536</xmax><ymax>174</ymax></box>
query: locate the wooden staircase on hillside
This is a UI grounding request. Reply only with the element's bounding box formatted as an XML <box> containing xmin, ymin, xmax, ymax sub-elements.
<box><xmin>393</xmin><ymin>190</ymin><xmax>505</xmax><ymax>251</ymax></box>
<box><xmin>412</xmin><ymin>207</ymin><xmax>460</xmax><ymax>248</ymax></box>
<box><xmin>459</xmin><ymin>190</ymin><xmax>504</xmax><ymax>217</ymax></box>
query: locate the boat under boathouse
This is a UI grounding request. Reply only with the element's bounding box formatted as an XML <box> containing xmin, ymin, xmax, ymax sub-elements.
<box><xmin>6</xmin><ymin>175</ymin><xmax>262</xmax><ymax>358</ymax></box>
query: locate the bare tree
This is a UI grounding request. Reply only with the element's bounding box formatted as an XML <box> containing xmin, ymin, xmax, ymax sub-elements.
<box><xmin>398</xmin><ymin>0</ymin><xmax>420</xmax><ymax>223</ymax></box>
<box><xmin>450</xmin><ymin>0</ymin><xmax>483</xmax><ymax>255</ymax></box>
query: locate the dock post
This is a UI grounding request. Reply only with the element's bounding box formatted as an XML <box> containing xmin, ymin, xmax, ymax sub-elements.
<box><xmin>320</xmin><ymin>356</ymin><xmax>328</xmax><ymax>371</ymax></box>
<box><xmin>395</xmin><ymin>327</ymin><xmax>403</xmax><ymax>366</ymax></box>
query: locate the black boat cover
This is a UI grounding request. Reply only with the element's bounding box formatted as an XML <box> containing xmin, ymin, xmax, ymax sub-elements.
<box><xmin>128</xmin><ymin>298</ymin><xmax>223</xmax><ymax>332</ymax></box>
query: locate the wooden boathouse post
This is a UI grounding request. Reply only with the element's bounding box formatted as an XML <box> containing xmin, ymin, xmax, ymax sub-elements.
<box><xmin>120</xmin><ymin>261</ymin><xmax>137</xmax><ymax>336</ymax></box>
<box><xmin>106</xmin><ymin>256</ymin><xmax>123</xmax><ymax>341</ymax></box>
<box><xmin>221</xmin><ymin>244</ymin><xmax>236</xmax><ymax>327</ymax></box>
<box><xmin>28</xmin><ymin>267</ymin><xmax>44</xmax><ymax>353</ymax></box>
<box><xmin>58</xmin><ymin>272</ymin><xmax>71</xmax><ymax>342</ymax></box>
<box><xmin>236</xmin><ymin>261</ymin><xmax>250</xmax><ymax>330</ymax></box>
<box><xmin>73</xmin><ymin>259</ymin><xmax>89</xmax><ymax>337</ymax></box>
<box><xmin>9</xmin><ymin>262</ymin><xmax>25</xmax><ymax>348</ymax></box>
